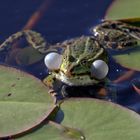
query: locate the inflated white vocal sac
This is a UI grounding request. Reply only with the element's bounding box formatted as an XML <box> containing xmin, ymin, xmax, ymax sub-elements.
<box><xmin>91</xmin><ymin>59</ymin><xmax>109</xmax><ymax>79</ymax></box>
<box><xmin>44</xmin><ymin>52</ymin><xmax>63</xmax><ymax>70</ymax></box>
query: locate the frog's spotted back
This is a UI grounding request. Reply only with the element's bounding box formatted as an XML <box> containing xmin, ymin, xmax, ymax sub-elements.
<box><xmin>92</xmin><ymin>20</ymin><xmax>140</xmax><ymax>50</ymax></box>
<box><xmin>65</xmin><ymin>36</ymin><xmax>104</xmax><ymax>62</ymax></box>
<box><xmin>71</xmin><ymin>37</ymin><xmax>101</xmax><ymax>58</ymax></box>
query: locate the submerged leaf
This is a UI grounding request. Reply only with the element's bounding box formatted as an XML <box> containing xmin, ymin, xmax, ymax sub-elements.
<box><xmin>16</xmin><ymin>47</ymin><xmax>45</xmax><ymax>66</ymax></box>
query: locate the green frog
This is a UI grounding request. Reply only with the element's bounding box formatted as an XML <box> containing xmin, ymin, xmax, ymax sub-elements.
<box><xmin>1</xmin><ymin>19</ymin><xmax>140</xmax><ymax>100</ymax></box>
<box><xmin>91</xmin><ymin>20</ymin><xmax>140</xmax><ymax>50</ymax></box>
<box><xmin>43</xmin><ymin>36</ymin><xmax>110</xmax><ymax>99</ymax></box>
<box><xmin>0</xmin><ymin>30</ymin><xmax>110</xmax><ymax>99</ymax></box>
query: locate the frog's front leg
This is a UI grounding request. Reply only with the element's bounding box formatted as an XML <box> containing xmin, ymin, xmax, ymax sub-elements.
<box><xmin>43</xmin><ymin>74</ymin><xmax>63</xmax><ymax>104</ymax></box>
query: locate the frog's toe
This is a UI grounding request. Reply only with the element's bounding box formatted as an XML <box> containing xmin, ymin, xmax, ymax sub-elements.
<box><xmin>49</xmin><ymin>89</ymin><xmax>58</xmax><ymax>96</ymax></box>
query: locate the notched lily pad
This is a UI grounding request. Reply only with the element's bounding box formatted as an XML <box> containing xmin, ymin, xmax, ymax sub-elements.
<box><xmin>0</xmin><ymin>65</ymin><xmax>56</xmax><ymax>138</ymax></box>
<box><xmin>55</xmin><ymin>98</ymin><xmax>140</xmax><ymax>140</ymax></box>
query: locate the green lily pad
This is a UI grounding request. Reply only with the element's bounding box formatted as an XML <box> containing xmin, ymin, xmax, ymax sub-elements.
<box><xmin>0</xmin><ymin>65</ymin><xmax>56</xmax><ymax>138</ymax></box>
<box><xmin>105</xmin><ymin>0</ymin><xmax>140</xmax><ymax>19</ymax></box>
<box><xmin>112</xmin><ymin>46</ymin><xmax>140</xmax><ymax>70</ymax></box>
<box><xmin>16</xmin><ymin>121</ymin><xmax>76</xmax><ymax>140</ymax></box>
<box><xmin>55</xmin><ymin>98</ymin><xmax>140</xmax><ymax>140</ymax></box>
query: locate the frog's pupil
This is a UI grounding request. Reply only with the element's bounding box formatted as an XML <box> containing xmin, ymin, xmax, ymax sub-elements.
<box><xmin>81</xmin><ymin>59</ymin><xmax>87</xmax><ymax>65</ymax></box>
<box><xmin>110</xmin><ymin>23</ymin><xmax>117</xmax><ymax>29</ymax></box>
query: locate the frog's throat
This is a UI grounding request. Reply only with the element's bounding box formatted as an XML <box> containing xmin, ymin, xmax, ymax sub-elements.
<box><xmin>52</xmin><ymin>71</ymin><xmax>101</xmax><ymax>86</ymax></box>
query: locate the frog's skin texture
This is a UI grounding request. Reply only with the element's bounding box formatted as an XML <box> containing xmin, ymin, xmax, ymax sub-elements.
<box><xmin>44</xmin><ymin>36</ymin><xmax>108</xmax><ymax>87</ymax></box>
<box><xmin>0</xmin><ymin>30</ymin><xmax>49</xmax><ymax>54</ymax></box>
<box><xmin>91</xmin><ymin>20</ymin><xmax>140</xmax><ymax>50</ymax></box>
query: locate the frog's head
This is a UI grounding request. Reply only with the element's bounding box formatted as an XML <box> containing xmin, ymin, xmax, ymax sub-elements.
<box><xmin>45</xmin><ymin>36</ymin><xmax>109</xmax><ymax>86</ymax></box>
<box><xmin>91</xmin><ymin>20</ymin><xmax>138</xmax><ymax>50</ymax></box>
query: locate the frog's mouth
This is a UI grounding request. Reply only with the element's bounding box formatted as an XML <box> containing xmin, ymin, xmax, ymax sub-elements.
<box><xmin>53</xmin><ymin>71</ymin><xmax>102</xmax><ymax>86</ymax></box>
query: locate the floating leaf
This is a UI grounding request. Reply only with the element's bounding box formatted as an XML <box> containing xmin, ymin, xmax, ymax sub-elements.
<box><xmin>55</xmin><ymin>98</ymin><xmax>140</xmax><ymax>140</ymax></box>
<box><xmin>16</xmin><ymin>121</ymin><xmax>84</xmax><ymax>140</ymax></box>
<box><xmin>112</xmin><ymin>46</ymin><xmax>140</xmax><ymax>70</ymax></box>
<box><xmin>105</xmin><ymin>0</ymin><xmax>140</xmax><ymax>19</ymax></box>
<box><xmin>0</xmin><ymin>65</ymin><xmax>56</xmax><ymax>138</ymax></box>
<box><xmin>15</xmin><ymin>121</ymin><xmax>70</xmax><ymax>140</ymax></box>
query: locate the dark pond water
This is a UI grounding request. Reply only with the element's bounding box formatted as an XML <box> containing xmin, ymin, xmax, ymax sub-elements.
<box><xmin>0</xmin><ymin>0</ymin><xmax>140</xmax><ymax>113</ymax></box>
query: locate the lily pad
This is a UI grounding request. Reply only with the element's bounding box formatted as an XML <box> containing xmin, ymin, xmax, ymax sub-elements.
<box><xmin>55</xmin><ymin>98</ymin><xmax>140</xmax><ymax>140</ymax></box>
<box><xmin>0</xmin><ymin>65</ymin><xmax>56</xmax><ymax>138</ymax></box>
<box><xmin>105</xmin><ymin>0</ymin><xmax>140</xmax><ymax>19</ymax></box>
<box><xmin>16</xmin><ymin>121</ymin><xmax>75</xmax><ymax>140</ymax></box>
<box><xmin>112</xmin><ymin>46</ymin><xmax>140</xmax><ymax>70</ymax></box>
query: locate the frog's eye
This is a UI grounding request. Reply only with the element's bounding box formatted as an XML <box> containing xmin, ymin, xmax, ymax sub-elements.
<box><xmin>44</xmin><ymin>52</ymin><xmax>62</xmax><ymax>70</ymax></box>
<box><xmin>91</xmin><ymin>60</ymin><xmax>109</xmax><ymax>79</ymax></box>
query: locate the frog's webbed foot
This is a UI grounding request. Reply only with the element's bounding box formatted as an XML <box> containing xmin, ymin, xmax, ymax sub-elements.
<box><xmin>43</xmin><ymin>75</ymin><xmax>66</xmax><ymax>103</ymax></box>
<box><xmin>48</xmin><ymin>89</ymin><xmax>58</xmax><ymax>104</ymax></box>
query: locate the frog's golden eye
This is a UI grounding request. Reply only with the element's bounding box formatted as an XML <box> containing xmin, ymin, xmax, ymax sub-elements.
<box><xmin>44</xmin><ymin>52</ymin><xmax>62</xmax><ymax>70</ymax></box>
<box><xmin>91</xmin><ymin>60</ymin><xmax>109</xmax><ymax>79</ymax></box>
